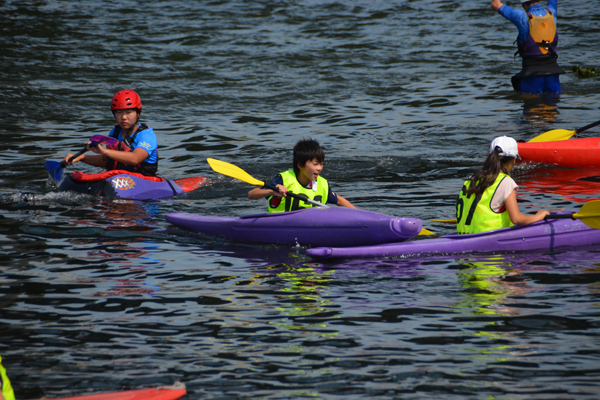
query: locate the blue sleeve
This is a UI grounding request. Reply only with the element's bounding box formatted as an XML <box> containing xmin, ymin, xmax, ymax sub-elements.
<box><xmin>326</xmin><ymin>187</ymin><xmax>339</xmax><ymax>205</ymax></box>
<box><xmin>264</xmin><ymin>175</ymin><xmax>283</xmax><ymax>201</ymax></box>
<box><xmin>132</xmin><ymin>127</ymin><xmax>158</xmax><ymax>164</ymax></box>
<box><xmin>547</xmin><ymin>0</ymin><xmax>557</xmax><ymax>16</ymax></box>
<box><xmin>267</xmin><ymin>175</ymin><xmax>283</xmax><ymax>188</ymax></box>
<box><xmin>498</xmin><ymin>4</ymin><xmax>529</xmax><ymax>41</ymax></box>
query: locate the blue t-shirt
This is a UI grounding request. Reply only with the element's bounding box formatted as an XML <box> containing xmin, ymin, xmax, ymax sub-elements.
<box><xmin>268</xmin><ymin>174</ymin><xmax>339</xmax><ymax>205</ymax></box>
<box><xmin>498</xmin><ymin>1</ymin><xmax>557</xmax><ymax>41</ymax></box>
<box><xmin>109</xmin><ymin>123</ymin><xmax>158</xmax><ymax>164</ymax></box>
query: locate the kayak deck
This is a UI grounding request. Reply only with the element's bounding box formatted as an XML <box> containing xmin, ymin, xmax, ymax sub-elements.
<box><xmin>166</xmin><ymin>207</ymin><xmax>423</xmax><ymax>247</ymax></box>
<box><xmin>307</xmin><ymin>217</ymin><xmax>600</xmax><ymax>259</ymax></box>
<box><xmin>57</xmin><ymin>170</ymin><xmax>208</xmax><ymax>200</ymax></box>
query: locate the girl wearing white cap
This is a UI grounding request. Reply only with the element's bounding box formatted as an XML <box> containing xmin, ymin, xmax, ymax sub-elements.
<box><xmin>456</xmin><ymin>136</ymin><xmax>549</xmax><ymax>234</ymax></box>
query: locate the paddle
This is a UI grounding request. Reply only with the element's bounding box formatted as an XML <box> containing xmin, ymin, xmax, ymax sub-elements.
<box><xmin>45</xmin><ymin>135</ymin><xmax>118</xmax><ymax>183</ymax></box>
<box><xmin>207</xmin><ymin>158</ymin><xmax>325</xmax><ymax>207</ymax></box>
<box><xmin>207</xmin><ymin>158</ymin><xmax>435</xmax><ymax>236</ymax></box>
<box><xmin>431</xmin><ymin>218</ymin><xmax>458</xmax><ymax>224</ymax></box>
<box><xmin>431</xmin><ymin>200</ymin><xmax>600</xmax><ymax>229</ymax></box>
<box><xmin>527</xmin><ymin>118</ymin><xmax>600</xmax><ymax>143</ymax></box>
<box><xmin>544</xmin><ymin>200</ymin><xmax>600</xmax><ymax>229</ymax></box>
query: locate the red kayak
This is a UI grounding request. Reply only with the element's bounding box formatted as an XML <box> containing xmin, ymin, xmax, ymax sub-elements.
<box><xmin>30</xmin><ymin>384</ymin><xmax>186</xmax><ymax>400</ymax></box>
<box><xmin>518</xmin><ymin>137</ymin><xmax>600</xmax><ymax>168</ymax></box>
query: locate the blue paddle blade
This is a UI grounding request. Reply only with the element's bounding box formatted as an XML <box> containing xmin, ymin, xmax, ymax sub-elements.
<box><xmin>44</xmin><ymin>160</ymin><xmax>64</xmax><ymax>183</ymax></box>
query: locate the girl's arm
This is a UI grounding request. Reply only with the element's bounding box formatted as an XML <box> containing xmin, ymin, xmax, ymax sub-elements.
<box><xmin>505</xmin><ymin>190</ymin><xmax>549</xmax><ymax>225</ymax></box>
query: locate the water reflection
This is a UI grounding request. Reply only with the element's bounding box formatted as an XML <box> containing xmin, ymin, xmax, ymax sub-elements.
<box><xmin>516</xmin><ymin>166</ymin><xmax>600</xmax><ymax>203</ymax></box>
<box><xmin>521</xmin><ymin>94</ymin><xmax>560</xmax><ymax>123</ymax></box>
<box><xmin>268</xmin><ymin>263</ymin><xmax>336</xmax><ymax>335</ymax></box>
<box><xmin>452</xmin><ymin>257</ymin><xmax>526</xmax><ymax>316</ymax></box>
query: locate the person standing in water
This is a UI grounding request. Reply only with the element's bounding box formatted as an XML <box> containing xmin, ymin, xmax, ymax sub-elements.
<box><xmin>491</xmin><ymin>0</ymin><xmax>565</xmax><ymax>94</ymax></box>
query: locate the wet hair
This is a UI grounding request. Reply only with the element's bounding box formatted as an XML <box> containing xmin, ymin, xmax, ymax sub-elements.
<box><xmin>293</xmin><ymin>139</ymin><xmax>325</xmax><ymax>175</ymax></box>
<box><xmin>466</xmin><ymin>147</ymin><xmax>515</xmax><ymax>197</ymax></box>
<box><xmin>522</xmin><ymin>1</ymin><xmax>539</xmax><ymax>9</ymax></box>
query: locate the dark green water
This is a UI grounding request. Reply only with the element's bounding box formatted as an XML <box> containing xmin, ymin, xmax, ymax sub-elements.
<box><xmin>2</xmin><ymin>1</ymin><xmax>600</xmax><ymax>398</ymax></box>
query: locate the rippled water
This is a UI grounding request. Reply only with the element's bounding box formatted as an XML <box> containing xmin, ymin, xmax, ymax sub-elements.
<box><xmin>2</xmin><ymin>0</ymin><xmax>600</xmax><ymax>398</ymax></box>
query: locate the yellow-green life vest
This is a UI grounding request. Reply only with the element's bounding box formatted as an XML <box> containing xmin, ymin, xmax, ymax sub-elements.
<box><xmin>456</xmin><ymin>173</ymin><xmax>514</xmax><ymax>234</ymax></box>
<box><xmin>0</xmin><ymin>356</ymin><xmax>15</xmax><ymax>400</ymax></box>
<box><xmin>268</xmin><ymin>170</ymin><xmax>329</xmax><ymax>213</ymax></box>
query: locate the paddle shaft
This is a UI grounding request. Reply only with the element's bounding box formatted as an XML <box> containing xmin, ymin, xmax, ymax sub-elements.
<box><xmin>575</xmin><ymin>118</ymin><xmax>600</xmax><ymax>135</ymax></box>
<box><xmin>434</xmin><ymin>212</ymin><xmax>596</xmax><ymax>225</ymax></box>
<box><xmin>434</xmin><ymin>214</ymin><xmax>580</xmax><ymax>224</ymax></box>
<box><xmin>263</xmin><ymin>183</ymin><xmax>326</xmax><ymax>207</ymax></box>
<box><xmin>60</xmin><ymin>146</ymin><xmax>89</xmax><ymax>168</ymax></box>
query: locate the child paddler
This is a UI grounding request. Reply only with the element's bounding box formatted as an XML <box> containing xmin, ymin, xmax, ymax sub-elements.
<box><xmin>63</xmin><ymin>89</ymin><xmax>159</xmax><ymax>176</ymax></box>
<box><xmin>456</xmin><ymin>136</ymin><xmax>549</xmax><ymax>234</ymax></box>
<box><xmin>0</xmin><ymin>355</ymin><xmax>15</xmax><ymax>400</ymax></box>
<box><xmin>248</xmin><ymin>139</ymin><xmax>356</xmax><ymax>212</ymax></box>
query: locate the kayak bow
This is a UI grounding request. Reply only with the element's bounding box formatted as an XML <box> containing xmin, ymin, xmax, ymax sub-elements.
<box><xmin>31</xmin><ymin>383</ymin><xmax>186</xmax><ymax>400</ymax></box>
<box><xmin>518</xmin><ymin>137</ymin><xmax>600</xmax><ymax>168</ymax></box>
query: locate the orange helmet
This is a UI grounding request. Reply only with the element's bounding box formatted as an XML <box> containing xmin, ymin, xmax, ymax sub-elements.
<box><xmin>111</xmin><ymin>89</ymin><xmax>142</xmax><ymax>113</ymax></box>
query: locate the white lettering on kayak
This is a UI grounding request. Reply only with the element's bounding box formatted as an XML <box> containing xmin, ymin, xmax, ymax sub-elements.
<box><xmin>111</xmin><ymin>177</ymin><xmax>135</xmax><ymax>190</ymax></box>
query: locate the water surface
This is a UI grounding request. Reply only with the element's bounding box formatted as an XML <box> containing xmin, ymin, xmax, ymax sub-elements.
<box><xmin>2</xmin><ymin>0</ymin><xmax>600</xmax><ymax>398</ymax></box>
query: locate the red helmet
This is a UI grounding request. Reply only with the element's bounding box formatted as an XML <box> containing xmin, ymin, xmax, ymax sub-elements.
<box><xmin>111</xmin><ymin>89</ymin><xmax>142</xmax><ymax>112</ymax></box>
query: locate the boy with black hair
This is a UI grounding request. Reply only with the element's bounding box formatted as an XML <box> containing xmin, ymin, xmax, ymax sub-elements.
<box><xmin>248</xmin><ymin>139</ymin><xmax>356</xmax><ymax>212</ymax></box>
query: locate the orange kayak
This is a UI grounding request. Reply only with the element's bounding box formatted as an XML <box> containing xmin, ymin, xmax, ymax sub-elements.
<box><xmin>32</xmin><ymin>383</ymin><xmax>186</xmax><ymax>400</ymax></box>
<box><xmin>518</xmin><ymin>137</ymin><xmax>600</xmax><ymax>168</ymax></box>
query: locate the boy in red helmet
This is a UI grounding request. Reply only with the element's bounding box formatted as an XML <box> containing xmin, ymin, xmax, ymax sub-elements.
<box><xmin>64</xmin><ymin>89</ymin><xmax>159</xmax><ymax>176</ymax></box>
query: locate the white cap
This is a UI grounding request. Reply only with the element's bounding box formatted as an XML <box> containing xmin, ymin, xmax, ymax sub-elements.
<box><xmin>490</xmin><ymin>136</ymin><xmax>520</xmax><ymax>158</ymax></box>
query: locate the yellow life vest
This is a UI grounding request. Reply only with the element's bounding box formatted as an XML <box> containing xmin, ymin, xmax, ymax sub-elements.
<box><xmin>456</xmin><ymin>173</ymin><xmax>514</xmax><ymax>234</ymax></box>
<box><xmin>268</xmin><ymin>170</ymin><xmax>329</xmax><ymax>213</ymax></box>
<box><xmin>0</xmin><ymin>356</ymin><xmax>15</xmax><ymax>400</ymax></box>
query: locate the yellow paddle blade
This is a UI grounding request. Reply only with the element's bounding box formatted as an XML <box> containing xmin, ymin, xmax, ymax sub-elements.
<box><xmin>430</xmin><ymin>218</ymin><xmax>457</xmax><ymax>224</ymax></box>
<box><xmin>418</xmin><ymin>228</ymin><xmax>436</xmax><ymax>236</ymax></box>
<box><xmin>573</xmin><ymin>200</ymin><xmax>600</xmax><ymax>229</ymax></box>
<box><xmin>527</xmin><ymin>128</ymin><xmax>576</xmax><ymax>143</ymax></box>
<box><xmin>207</xmin><ymin>158</ymin><xmax>265</xmax><ymax>187</ymax></box>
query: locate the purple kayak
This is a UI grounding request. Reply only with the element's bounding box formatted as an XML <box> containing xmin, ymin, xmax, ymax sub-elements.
<box><xmin>57</xmin><ymin>170</ymin><xmax>208</xmax><ymax>200</ymax></box>
<box><xmin>307</xmin><ymin>217</ymin><xmax>600</xmax><ymax>259</ymax></box>
<box><xmin>166</xmin><ymin>207</ymin><xmax>422</xmax><ymax>247</ymax></box>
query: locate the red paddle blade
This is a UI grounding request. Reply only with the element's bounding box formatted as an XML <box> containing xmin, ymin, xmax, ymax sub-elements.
<box><xmin>174</xmin><ymin>176</ymin><xmax>209</xmax><ymax>192</ymax></box>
